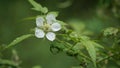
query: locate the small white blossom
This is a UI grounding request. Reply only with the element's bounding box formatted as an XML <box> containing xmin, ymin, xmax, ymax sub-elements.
<box><xmin>35</xmin><ymin>14</ymin><xmax>61</xmax><ymax>41</ymax></box>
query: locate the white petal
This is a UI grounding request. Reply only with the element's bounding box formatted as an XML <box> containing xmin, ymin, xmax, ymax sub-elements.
<box><xmin>36</xmin><ymin>17</ymin><xmax>44</xmax><ymax>27</ymax></box>
<box><xmin>51</xmin><ymin>23</ymin><xmax>61</xmax><ymax>31</ymax></box>
<box><xmin>46</xmin><ymin>32</ymin><xmax>56</xmax><ymax>41</ymax></box>
<box><xmin>47</xmin><ymin>20</ymin><xmax>53</xmax><ymax>25</ymax></box>
<box><xmin>35</xmin><ymin>28</ymin><xmax>45</xmax><ymax>38</ymax></box>
<box><xmin>46</xmin><ymin>14</ymin><xmax>56</xmax><ymax>24</ymax></box>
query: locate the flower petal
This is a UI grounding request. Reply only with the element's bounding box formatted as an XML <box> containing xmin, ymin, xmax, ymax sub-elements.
<box><xmin>46</xmin><ymin>32</ymin><xmax>56</xmax><ymax>41</ymax></box>
<box><xmin>36</xmin><ymin>17</ymin><xmax>44</xmax><ymax>27</ymax></box>
<box><xmin>35</xmin><ymin>28</ymin><xmax>45</xmax><ymax>38</ymax></box>
<box><xmin>46</xmin><ymin>14</ymin><xmax>56</xmax><ymax>24</ymax></box>
<box><xmin>51</xmin><ymin>23</ymin><xmax>61</xmax><ymax>31</ymax></box>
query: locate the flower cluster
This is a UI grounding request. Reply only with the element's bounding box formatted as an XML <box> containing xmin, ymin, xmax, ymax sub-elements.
<box><xmin>35</xmin><ymin>14</ymin><xmax>61</xmax><ymax>41</ymax></box>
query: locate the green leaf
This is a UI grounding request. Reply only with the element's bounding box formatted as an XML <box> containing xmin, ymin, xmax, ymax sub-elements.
<box><xmin>92</xmin><ymin>41</ymin><xmax>104</xmax><ymax>49</ymax></box>
<box><xmin>0</xmin><ymin>59</ymin><xmax>18</xmax><ymax>67</ymax></box>
<box><xmin>81</xmin><ymin>38</ymin><xmax>96</xmax><ymax>68</ymax></box>
<box><xmin>28</xmin><ymin>0</ymin><xmax>48</xmax><ymax>13</ymax></box>
<box><xmin>5</xmin><ymin>34</ymin><xmax>34</xmax><ymax>49</ymax></box>
<box><xmin>103</xmin><ymin>27</ymin><xmax>119</xmax><ymax>36</ymax></box>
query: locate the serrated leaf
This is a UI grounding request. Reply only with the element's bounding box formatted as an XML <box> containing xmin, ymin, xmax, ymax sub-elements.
<box><xmin>81</xmin><ymin>39</ymin><xmax>96</xmax><ymax>68</ymax></box>
<box><xmin>28</xmin><ymin>0</ymin><xmax>48</xmax><ymax>13</ymax></box>
<box><xmin>73</xmin><ymin>43</ymin><xmax>85</xmax><ymax>54</ymax></box>
<box><xmin>5</xmin><ymin>34</ymin><xmax>34</xmax><ymax>49</ymax></box>
<box><xmin>92</xmin><ymin>41</ymin><xmax>104</xmax><ymax>49</ymax></box>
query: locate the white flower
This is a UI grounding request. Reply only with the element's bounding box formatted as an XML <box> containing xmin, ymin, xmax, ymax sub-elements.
<box><xmin>35</xmin><ymin>14</ymin><xmax>61</xmax><ymax>41</ymax></box>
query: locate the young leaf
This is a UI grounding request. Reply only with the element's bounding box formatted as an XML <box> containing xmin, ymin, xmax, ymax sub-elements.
<box><xmin>92</xmin><ymin>41</ymin><xmax>104</xmax><ymax>49</ymax></box>
<box><xmin>81</xmin><ymin>38</ymin><xmax>96</xmax><ymax>68</ymax></box>
<box><xmin>28</xmin><ymin>0</ymin><xmax>48</xmax><ymax>13</ymax></box>
<box><xmin>5</xmin><ymin>34</ymin><xmax>34</xmax><ymax>49</ymax></box>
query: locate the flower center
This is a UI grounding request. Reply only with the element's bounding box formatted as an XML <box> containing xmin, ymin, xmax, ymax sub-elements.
<box><xmin>42</xmin><ymin>23</ymin><xmax>51</xmax><ymax>32</ymax></box>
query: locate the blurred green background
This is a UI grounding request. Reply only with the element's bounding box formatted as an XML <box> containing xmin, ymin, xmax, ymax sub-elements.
<box><xmin>0</xmin><ymin>0</ymin><xmax>120</xmax><ymax>68</ymax></box>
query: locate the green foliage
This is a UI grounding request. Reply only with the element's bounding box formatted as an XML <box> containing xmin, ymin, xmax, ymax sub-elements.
<box><xmin>5</xmin><ymin>34</ymin><xmax>34</xmax><ymax>49</ymax></box>
<box><xmin>103</xmin><ymin>27</ymin><xmax>119</xmax><ymax>36</ymax></box>
<box><xmin>28</xmin><ymin>0</ymin><xmax>48</xmax><ymax>13</ymax></box>
<box><xmin>0</xmin><ymin>59</ymin><xmax>18</xmax><ymax>68</ymax></box>
<box><xmin>80</xmin><ymin>37</ymin><xmax>97</xmax><ymax>68</ymax></box>
<box><xmin>0</xmin><ymin>0</ymin><xmax>120</xmax><ymax>68</ymax></box>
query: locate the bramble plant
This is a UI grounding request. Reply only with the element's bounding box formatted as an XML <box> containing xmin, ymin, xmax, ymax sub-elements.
<box><xmin>0</xmin><ymin>0</ymin><xmax>120</xmax><ymax>68</ymax></box>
